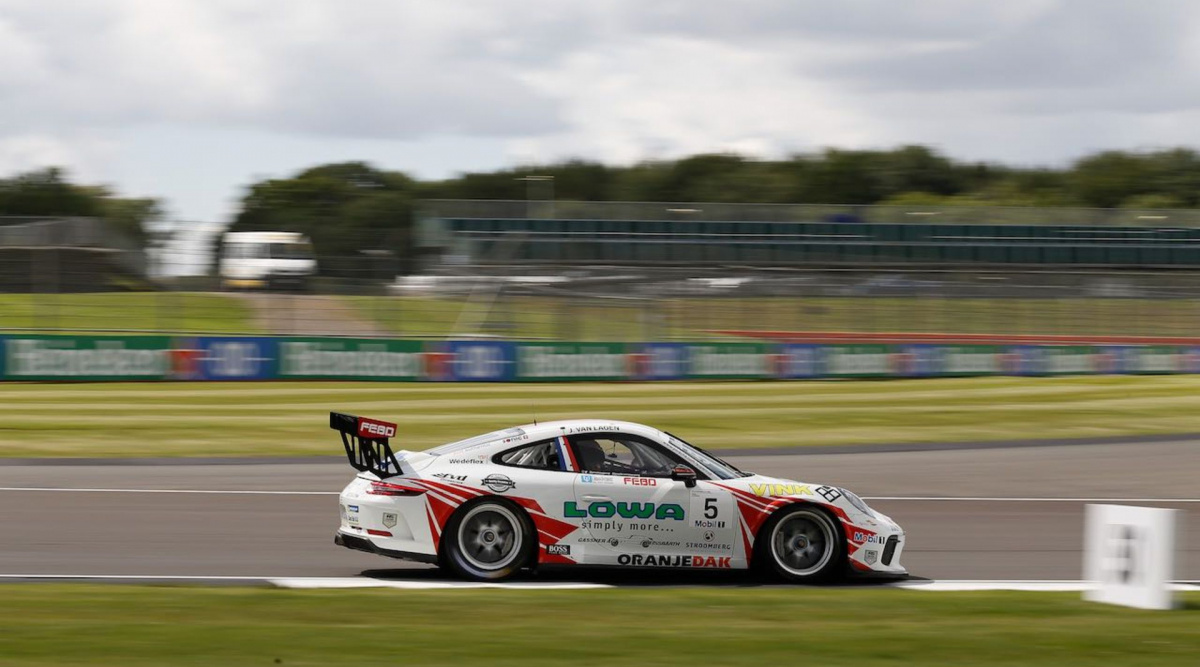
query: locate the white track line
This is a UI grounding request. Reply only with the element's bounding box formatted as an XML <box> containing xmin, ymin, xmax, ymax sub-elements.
<box><xmin>891</xmin><ymin>580</ymin><xmax>1200</xmax><ymax>592</ymax></box>
<box><xmin>0</xmin><ymin>488</ymin><xmax>1198</xmax><ymax>503</ymax></box>
<box><xmin>1</xmin><ymin>574</ymin><xmax>1197</xmax><ymax>591</ymax></box>
<box><xmin>0</xmin><ymin>574</ymin><xmax>609</xmax><ymax>589</ymax></box>
<box><xmin>0</xmin><ymin>574</ymin><xmax>278</xmax><ymax>581</ymax></box>
<box><xmin>269</xmin><ymin>578</ymin><xmax>611</xmax><ymax>590</ymax></box>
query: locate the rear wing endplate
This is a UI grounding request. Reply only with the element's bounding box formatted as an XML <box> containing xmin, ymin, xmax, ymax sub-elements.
<box><xmin>330</xmin><ymin>412</ymin><xmax>402</xmax><ymax>479</ymax></box>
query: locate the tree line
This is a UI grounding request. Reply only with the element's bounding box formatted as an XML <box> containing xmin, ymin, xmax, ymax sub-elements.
<box><xmin>0</xmin><ymin>167</ymin><xmax>160</xmax><ymax>245</ymax></box>
<box><xmin>9</xmin><ymin>146</ymin><xmax>1200</xmax><ymax>265</ymax></box>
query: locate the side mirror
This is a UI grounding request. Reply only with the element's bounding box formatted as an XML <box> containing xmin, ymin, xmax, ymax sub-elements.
<box><xmin>670</xmin><ymin>465</ymin><xmax>697</xmax><ymax>488</ymax></box>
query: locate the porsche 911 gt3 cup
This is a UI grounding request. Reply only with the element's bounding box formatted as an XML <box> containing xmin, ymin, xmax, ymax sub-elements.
<box><xmin>332</xmin><ymin>413</ymin><xmax>906</xmax><ymax>582</ymax></box>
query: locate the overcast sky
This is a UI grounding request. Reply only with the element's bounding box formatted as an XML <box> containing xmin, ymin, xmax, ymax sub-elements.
<box><xmin>4</xmin><ymin>0</ymin><xmax>1200</xmax><ymax>222</ymax></box>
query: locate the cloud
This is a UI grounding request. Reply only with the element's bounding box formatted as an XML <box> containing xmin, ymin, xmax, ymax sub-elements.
<box><xmin>6</xmin><ymin>0</ymin><xmax>1200</xmax><ymax>218</ymax></box>
<box><xmin>0</xmin><ymin>0</ymin><xmax>566</xmax><ymax>139</ymax></box>
<box><xmin>0</xmin><ymin>133</ymin><xmax>114</xmax><ymax>180</ymax></box>
<box><xmin>509</xmin><ymin>35</ymin><xmax>876</xmax><ymax>164</ymax></box>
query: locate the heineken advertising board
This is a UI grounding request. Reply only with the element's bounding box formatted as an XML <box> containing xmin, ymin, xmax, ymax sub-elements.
<box><xmin>685</xmin><ymin>343</ymin><xmax>774</xmax><ymax>379</ymax></box>
<box><xmin>277</xmin><ymin>338</ymin><xmax>423</xmax><ymax>380</ymax></box>
<box><xmin>8</xmin><ymin>335</ymin><xmax>1200</xmax><ymax>382</ymax></box>
<box><xmin>1041</xmin><ymin>346</ymin><xmax>1102</xmax><ymax>375</ymax></box>
<box><xmin>938</xmin><ymin>345</ymin><xmax>1003</xmax><ymax>377</ymax></box>
<box><xmin>1129</xmin><ymin>345</ymin><xmax>1200</xmax><ymax>374</ymax></box>
<box><xmin>516</xmin><ymin>343</ymin><xmax>628</xmax><ymax>381</ymax></box>
<box><xmin>822</xmin><ymin>344</ymin><xmax>893</xmax><ymax>378</ymax></box>
<box><xmin>4</xmin><ymin>335</ymin><xmax>171</xmax><ymax>380</ymax></box>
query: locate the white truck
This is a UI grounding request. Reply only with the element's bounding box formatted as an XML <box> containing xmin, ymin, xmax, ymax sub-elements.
<box><xmin>219</xmin><ymin>231</ymin><xmax>316</xmax><ymax>291</ymax></box>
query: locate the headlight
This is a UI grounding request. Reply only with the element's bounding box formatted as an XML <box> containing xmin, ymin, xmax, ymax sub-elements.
<box><xmin>841</xmin><ymin>489</ymin><xmax>875</xmax><ymax>517</ymax></box>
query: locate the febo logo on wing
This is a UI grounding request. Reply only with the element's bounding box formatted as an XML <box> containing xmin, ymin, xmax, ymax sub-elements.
<box><xmin>357</xmin><ymin>417</ymin><xmax>397</xmax><ymax>440</ymax></box>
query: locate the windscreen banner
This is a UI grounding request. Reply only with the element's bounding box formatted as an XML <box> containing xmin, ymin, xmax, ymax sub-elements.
<box><xmin>277</xmin><ymin>338</ymin><xmax>424</xmax><ymax>380</ymax></box>
<box><xmin>3</xmin><ymin>335</ymin><xmax>171</xmax><ymax>380</ymax></box>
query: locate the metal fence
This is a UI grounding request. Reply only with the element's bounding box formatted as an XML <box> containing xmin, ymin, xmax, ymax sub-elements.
<box><xmin>8</xmin><ymin>261</ymin><xmax>1200</xmax><ymax>341</ymax></box>
<box><xmin>8</xmin><ymin>209</ymin><xmax>1200</xmax><ymax>340</ymax></box>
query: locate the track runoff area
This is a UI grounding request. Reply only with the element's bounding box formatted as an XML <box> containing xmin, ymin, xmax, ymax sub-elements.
<box><xmin>1</xmin><ymin>436</ymin><xmax>1197</xmax><ymax>591</ymax></box>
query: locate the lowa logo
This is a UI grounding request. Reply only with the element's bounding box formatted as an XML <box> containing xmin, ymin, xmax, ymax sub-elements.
<box><xmin>564</xmin><ymin>501</ymin><xmax>684</xmax><ymax>521</ymax></box>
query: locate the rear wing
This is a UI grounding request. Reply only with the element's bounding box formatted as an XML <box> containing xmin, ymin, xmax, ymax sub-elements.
<box><xmin>330</xmin><ymin>412</ymin><xmax>402</xmax><ymax>479</ymax></box>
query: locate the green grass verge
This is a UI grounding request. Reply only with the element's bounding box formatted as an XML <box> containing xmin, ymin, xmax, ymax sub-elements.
<box><xmin>0</xmin><ymin>292</ymin><xmax>260</xmax><ymax>334</ymax></box>
<box><xmin>6</xmin><ymin>375</ymin><xmax>1200</xmax><ymax>457</ymax></box>
<box><xmin>3</xmin><ymin>291</ymin><xmax>1197</xmax><ymax>339</ymax></box>
<box><xmin>346</xmin><ymin>295</ymin><xmax>1200</xmax><ymax>339</ymax></box>
<box><xmin>1</xmin><ymin>585</ymin><xmax>1196</xmax><ymax>666</ymax></box>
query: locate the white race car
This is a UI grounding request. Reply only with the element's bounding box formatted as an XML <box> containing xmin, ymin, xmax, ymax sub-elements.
<box><xmin>332</xmin><ymin>413</ymin><xmax>906</xmax><ymax>582</ymax></box>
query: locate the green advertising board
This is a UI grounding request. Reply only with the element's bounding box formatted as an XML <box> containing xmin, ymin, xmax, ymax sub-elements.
<box><xmin>4</xmin><ymin>335</ymin><xmax>171</xmax><ymax>380</ymax></box>
<box><xmin>685</xmin><ymin>343</ymin><xmax>774</xmax><ymax>379</ymax></box>
<box><xmin>278</xmin><ymin>338</ymin><xmax>424</xmax><ymax>380</ymax></box>
<box><xmin>822</xmin><ymin>344</ymin><xmax>893</xmax><ymax>378</ymax></box>
<box><xmin>1131</xmin><ymin>345</ymin><xmax>1183</xmax><ymax>374</ymax></box>
<box><xmin>516</xmin><ymin>342</ymin><xmax>629</xmax><ymax>381</ymax></box>
<box><xmin>1042</xmin><ymin>346</ymin><xmax>1099</xmax><ymax>375</ymax></box>
<box><xmin>940</xmin><ymin>345</ymin><xmax>1002</xmax><ymax>377</ymax></box>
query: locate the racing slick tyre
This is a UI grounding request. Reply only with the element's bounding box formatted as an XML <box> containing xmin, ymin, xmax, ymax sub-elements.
<box><xmin>443</xmin><ymin>498</ymin><xmax>535</xmax><ymax>581</ymax></box>
<box><xmin>759</xmin><ymin>505</ymin><xmax>845</xmax><ymax>584</ymax></box>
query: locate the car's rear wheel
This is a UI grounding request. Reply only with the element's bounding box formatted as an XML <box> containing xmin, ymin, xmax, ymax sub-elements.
<box><xmin>760</xmin><ymin>505</ymin><xmax>844</xmax><ymax>583</ymax></box>
<box><xmin>443</xmin><ymin>499</ymin><xmax>533</xmax><ymax>581</ymax></box>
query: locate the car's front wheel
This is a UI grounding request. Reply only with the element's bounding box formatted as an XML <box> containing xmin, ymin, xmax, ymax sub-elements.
<box><xmin>443</xmin><ymin>499</ymin><xmax>533</xmax><ymax>581</ymax></box>
<box><xmin>760</xmin><ymin>505</ymin><xmax>844</xmax><ymax>583</ymax></box>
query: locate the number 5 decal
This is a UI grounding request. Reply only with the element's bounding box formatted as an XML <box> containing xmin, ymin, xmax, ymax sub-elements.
<box><xmin>704</xmin><ymin>497</ymin><xmax>718</xmax><ymax>519</ymax></box>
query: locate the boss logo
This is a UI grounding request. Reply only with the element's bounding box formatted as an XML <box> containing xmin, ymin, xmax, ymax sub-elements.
<box><xmin>546</xmin><ymin>544</ymin><xmax>571</xmax><ymax>555</ymax></box>
<box><xmin>357</xmin><ymin>419</ymin><xmax>397</xmax><ymax>439</ymax></box>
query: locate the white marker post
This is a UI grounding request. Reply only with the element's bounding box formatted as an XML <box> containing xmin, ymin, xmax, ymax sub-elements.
<box><xmin>1083</xmin><ymin>504</ymin><xmax>1180</xmax><ymax>610</ymax></box>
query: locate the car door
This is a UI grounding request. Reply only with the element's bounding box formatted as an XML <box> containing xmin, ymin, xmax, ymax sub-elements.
<box><xmin>489</xmin><ymin>437</ymin><xmax>581</xmax><ymax>561</ymax></box>
<box><xmin>567</xmin><ymin>432</ymin><xmax>695</xmax><ymax>565</ymax></box>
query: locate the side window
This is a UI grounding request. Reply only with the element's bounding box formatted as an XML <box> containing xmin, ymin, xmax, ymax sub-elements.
<box><xmin>495</xmin><ymin>439</ymin><xmax>560</xmax><ymax>471</ymax></box>
<box><xmin>569</xmin><ymin>435</ymin><xmax>681</xmax><ymax>478</ymax></box>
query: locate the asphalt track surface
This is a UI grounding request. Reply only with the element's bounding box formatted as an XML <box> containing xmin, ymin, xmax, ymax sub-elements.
<box><xmin>2</xmin><ymin>440</ymin><xmax>1197</xmax><ymax>583</ymax></box>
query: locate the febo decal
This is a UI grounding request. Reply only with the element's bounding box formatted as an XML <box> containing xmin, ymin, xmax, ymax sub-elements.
<box><xmin>357</xmin><ymin>417</ymin><xmax>397</xmax><ymax>440</ymax></box>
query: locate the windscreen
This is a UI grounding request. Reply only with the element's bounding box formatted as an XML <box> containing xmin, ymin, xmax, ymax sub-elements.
<box><xmin>269</xmin><ymin>242</ymin><xmax>313</xmax><ymax>259</ymax></box>
<box><xmin>662</xmin><ymin>431</ymin><xmax>751</xmax><ymax>480</ymax></box>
